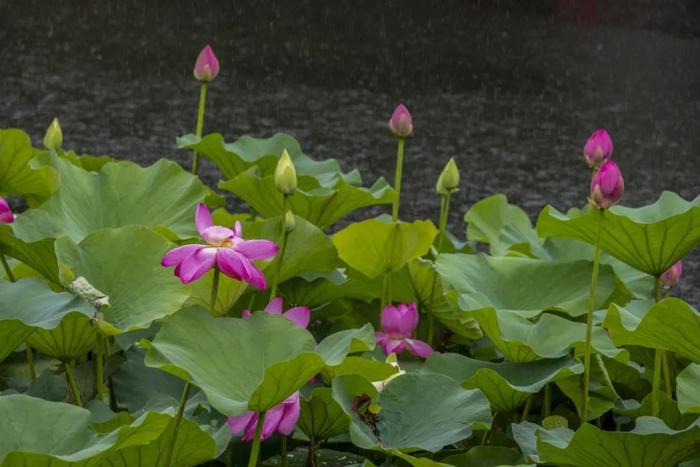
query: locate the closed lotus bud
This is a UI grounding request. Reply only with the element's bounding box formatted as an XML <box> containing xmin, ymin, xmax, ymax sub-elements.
<box><xmin>661</xmin><ymin>260</ymin><xmax>683</xmax><ymax>287</ymax></box>
<box><xmin>284</xmin><ymin>210</ymin><xmax>295</xmax><ymax>233</ymax></box>
<box><xmin>0</xmin><ymin>197</ymin><xmax>14</xmax><ymax>224</ymax></box>
<box><xmin>388</xmin><ymin>104</ymin><xmax>413</xmax><ymax>138</ymax></box>
<box><xmin>436</xmin><ymin>157</ymin><xmax>460</xmax><ymax>195</ymax></box>
<box><xmin>583</xmin><ymin>129</ymin><xmax>613</xmax><ymax>168</ymax></box>
<box><xmin>193</xmin><ymin>45</ymin><xmax>220</xmax><ymax>82</ymax></box>
<box><xmin>274</xmin><ymin>149</ymin><xmax>297</xmax><ymax>196</ymax></box>
<box><xmin>43</xmin><ymin>118</ymin><xmax>63</xmax><ymax>150</ymax></box>
<box><xmin>590</xmin><ymin>160</ymin><xmax>624</xmax><ymax>209</ymax></box>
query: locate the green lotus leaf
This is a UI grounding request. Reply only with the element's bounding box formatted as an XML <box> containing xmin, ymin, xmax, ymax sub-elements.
<box><xmin>511</xmin><ymin>421</ymin><xmax>571</xmax><ymax>464</ymax></box>
<box><xmin>280</xmin><ymin>270</ymin><xmax>377</xmax><ymax>308</ymax></box>
<box><xmin>316</xmin><ymin>324</ymin><xmax>375</xmax><ymax>365</ymax></box>
<box><xmin>421</xmin><ymin>352</ymin><xmax>582</xmax><ymax>412</ymax></box>
<box><xmin>677</xmin><ymin>364</ymin><xmax>700</xmax><ymax>414</ymax></box>
<box><xmin>298</xmin><ymin>387</ymin><xmax>351</xmax><ymax>441</ymax></box>
<box><xmin>220</xmin><ymin>168</ymin><xmax>394</xmax><ymax>228</ymax></box>
<box><xmin>144</xmin><ymin>307</ymin><xmax>367</xmax><ymax>415</ymax></box>
<box><xmin>322</xmin><ymin>356</ymin><xmax>398</xmax><ymax>383</ymax></box>
<box><xmin>0</xmin><ymin>225</ymin><xmax>58</xmax><ymax>283</ymax></box>
<box><xmin>555</xmin><ymin>360</ymin><xmax>621</xmax><ymax>421</ymax></box>
<box><xmin>177</xmin><ymin>132</ymin><xmax>361</xmax><ymax>182</ymax></box>
<box><xmin>333</xmin><ymin>219</ymin><xmax>437</xmax><ymax>279</ymax></box>
<box><xmin>0</xmin><ymin>129</ymin><xmax>58</xmax><ymax>205</ymax></box>
<box><xmin>440</xmin><ymin>446</ymin><xmax>525</xmax><ymax>467</ymax></box>
<box><xmin>0</xmin><ymin>394</ymin><xmax>217</xmax><ymax>467</ymax></box>
<box><xmin>535</xmin><ymin>417</ymin><xmax>700</xmax><ymax>467</ymax></box>
<box><xmin>604</xmin><ymin>298</ymin><xmax>700</xmax><ymax>361</ymax></box>
<box><xmin>12</xmin><ymin>154</ymin><xmax>208</xmax><ymax>243</ymax></box>
<box><xmin>57</xmin><ymin>149</ymin><xmax>112</xmax><ymax>171</ymax></box>
<box><xmin>615</xmin><ymin>392</ymin><xmax>697</xmax><ymax>429</ymax></box>
<box><xmin>436</xmin><ymin>253</ymin><xmax>617</xmax><ymax>318</ymax></box>
<box><xmin>0</xmin><ymin>278</ymin><xmax>95</xmax><ymax>362</ymax></box>
<box><xmin>466</xmin><ymin>308</ymin><xmax>623</xmax><ymax>363</ymax></box>
<box><xmin>537</xmin><ymin>192</ymin><xmax>700</xmax><ymax>276</ymax></box>
<box><xmin>333</xmin><ymin>373</ymin><xmax>491</xmax><ymax>453</ymax></box>
<box><xmin>55</xmin><ymin>226</ymin><xmax>191</xmax><ymax>335</ymax></box>
<box><xmin>243</xmin><ymin>215</ymin><xmax>340</xmax><ymax>283</ymax></box>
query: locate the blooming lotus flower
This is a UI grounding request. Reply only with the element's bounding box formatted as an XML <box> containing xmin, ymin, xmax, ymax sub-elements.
<box><xmin>0</xmin><ymin>197</ymin><xmax>14</xmax><ymax>224</ymax></box>
<box><xmin>161</xmin><ymin>203</ymin><xmax>278</xmax><ymax>288</ymax></box>
<box><xmin>583</xmin><ymin>129</ymin><xmax>613</xmax><ymax>168</ymax></box>
<box><xmin>227</xmin><ymin>391</ymin><xmax>300</xmax><ymax>441</ymax></box>
<box><xmin>242</xmin><ymin>297</ymin><xmax>310</xmax><ymax>329</ymax></box>
<box><xmin>375</xmin><ymin>303</ymin><xmax>432</xmax><ymax>358</ymax></box>
<box><xmin>661</xmin><ymin>260</ymin><xmax>683</xmax><ymax>287</ymax></box>
<box><xmin>389</xmin><ymin>104</ymin><xmax>413</xmax><ymax>138</ymax></box>
<box><xmin>193</xmin><ymin>45</ymin><xmax>220</xmax><ymax>82</ymax></box>
<box><xmin>590</xmin><ymin>160</ymin><xmax>624</xmax><ymax>209</ymax></box>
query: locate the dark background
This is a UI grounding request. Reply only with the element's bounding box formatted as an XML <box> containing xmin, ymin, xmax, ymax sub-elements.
<box><xmin>2</xmin><ymin>0</ymin><xmax>699</xmax><ymax>302</ymax></box>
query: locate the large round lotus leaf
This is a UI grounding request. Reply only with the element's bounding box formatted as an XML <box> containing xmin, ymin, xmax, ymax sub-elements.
<box><xmin>0</xmin><ymin>225</ymin><xmax>58</xmax><ymax>283</ymax></box>
<box><xmin>298</xmin><ymin>387</ymin><xmax>351</xmax><ymax>441</ymax></box>
<box><xmin>0</xmin><ymin>394</ymin><xmax>217</xmax><ymax>466</ymax></box>
<box><xmin>333</xmin><ymin>373</ymin><xmax>491</xmax><ymax>453</ymax></box>
<box><xmin>468</xmin><ymin>308</ymin><xmax>623</xmax><ymax>363</ymax></box>
<box><xmin>677</xmin><ymin>364</ymin><xmax>700</xmax><ymax>415</ymax></box>
<box><xmin>143</xmin><ymin>307</ymin><xmax>322</xmax><ymax>415</ymax></box>
<box><xmin>12</xmin><ymin>153</ymin><xmax>208</xmax><ymax>243</ymax></box>
<box><xmin>0</xmin><ymin>278</ymin><xmax>95</xmax><ymax>362</ymax></box>
<box><xmin>604</xmin><ymin>298</ymin><xmax>700</xmax><ymax>362</ymax></box>
<box><xmin>537</xmin><ymin>192</ymin><xmax>700</xmax><ymax>276</ymax></box>
<box><xmin>333</xmin><ymin>219</ymin><xmax>437</xmax><ymax>279</ymax></box>
<box><xmin>0</xmin><ymin>129</ymin><xmax>58</xmax><ymax>205</ymax></box>
<box><xmin>440</xmin><ymin>446</ymin><xmax>525</xmax><ymax>467</ymax></box>
<box><xmin>55</xmin><ymin>226</ymin><xmax>191</xmax><ymax>335</ymax></box>
<box><xmin>534</xmin><ymin>417</ymin><xmax>700</xmax><ymax>467</ymax></box>
<box><xmin>421</xmin><ymin>352</ymin><xmax>582</xmax><ymax>412</ymax></box>
<box><xmin>220</xmin><ymin>168</ymin><xmax>394</xmax><ymax>228</ymax></box>
<box><xmin>436</xmin><ymin>253</ymin><xmax>617</xmax><ymax>318</ymax></box>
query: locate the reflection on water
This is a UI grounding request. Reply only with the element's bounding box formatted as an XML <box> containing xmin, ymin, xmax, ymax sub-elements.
<box><xmin>1</xmin><ymin>0</ymin><xmax>699</xmax><ymax>302</ymax></box>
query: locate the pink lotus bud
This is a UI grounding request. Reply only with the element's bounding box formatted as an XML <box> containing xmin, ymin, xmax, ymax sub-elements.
<box><xmin>0</xmin><ymin>197</ymin><xmax>14</xmax><ymax>224</ymax></box>
<box><xmin>193</xmin><ymin>45</ymin><xmax>220</xmax><ymax>82</ymax></box>
<box><xmin>389</xmin><ymin>104</ymin><xmax>413</xmax><ymax>138</ymax></box>
<box><xmin>661</xmin><ymin>261</ymin><xmax>683</xmax><ymax>287</ymax></box>
<box><xmin>583</xmin><ymin>129</ymin><xmax>613</xmax><ymax>167</ymax></box>
<box><xmin>590</xmin><ymin>160</ymin><xmax>624</xmax><ymax>209</ymax></box>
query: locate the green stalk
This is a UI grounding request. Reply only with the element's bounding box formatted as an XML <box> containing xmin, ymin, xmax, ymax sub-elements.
<box><xmin>191</xmin><ymin>82</ymin><xmax>208</xmax><ymax>175</ymax></box>
<box><xmin>0</xmin><ymin>256</ymin><xmax>35</xmax><ymax>380</ymax></box>
<box><xmin>268</xmin><ymin>196</ymin><xmax>289</xmax><ymax>301</ymax></box>
<box><xmin>651</xmin><ymin>276</ymin><xmax>663</xmax><ymax>417</ymax></box>
<box><xmin>1</xmin><ymin>254</ymin><xmax>15</xmax><ymax>282</ymax></box>
<box><xmin>163</xmin><ymin>381</ymin><xmax>192</xmax><ymax>467</ymax></box>
<box><xmin>426</xmin><ymin>194</ymin><xmax>450</xmax><ymax>345</ymax></box>
<box><xmin>662</xmin><ymin>350</ymin><xmax>672</xmax><ymax>395</ymax></box>
<box><xmin>64</xmin><ymin>361</ymin><xmax>83</xmax><ymax>407</ymax></box>
<box><xmin>95</xmin><ymin>333</ymin><xmax>104</xmax><ymax>400</ymax></box>
<box><xmin>543</xmin><ymin>383</ymin><xmax>552</xmax><ymax>418</ymax></box>
<box><xmin>580</xmin><ymin>208</ymin><xmax>604</xmax><ymax>422</ymax></box>
<box><xmin>210</xmin><ymin>267</ymin><xmax>221</xmax><ymax>315</ymax></box>
<box><xmin>391</xmin><ymin>137</ymin><xmax>405</xmax><ymax>222</ymax></box>
<box><xmin>521</xmin><ymin>396</ymin><xmax>533</xmax><ymax>422</ymax></box>
<box><xmin>281</xmin><ymin>436</ymin><xmax>288</xmax><ymax>467</ymax></box>
<box><xmin>247</xmin><ymin>412</ymin><xmax>266</xmax><ymax>467</ymax></box>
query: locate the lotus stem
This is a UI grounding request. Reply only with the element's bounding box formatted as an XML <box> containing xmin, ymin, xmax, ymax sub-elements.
<box><xmin>281</xmin><ymin>436</ymin><xmax>288</xmax><ymax>467</ymax></box>
<box><xmin>268</xmin><ymin>196</ymin><xmax>289</xmax><ymax>301</ymax></box>
<box><xmin>391</xmin><ymin>137</ymin><xmax>405</xmax><ymax>222</ymax></box>
<box><xmin>581</xmin><ymin>208</ymin><xmax>604</xmax><ymax>422</ymax></box>
<box><xmin>96</xmin><ymin>332</ymin><xmax>105</xmax><ymax>400</ymax></box>
<box><xmin>1</xmin><ymin>254</ymin><xmax>15</xmax><ymax>282</ymax></box>
<box><xmin>1</xmin><ymin>255</ymin><xmax>36</xmax><ymax>380</ymax></box>
<box><xmin>247</xmin><ymin>412</ymin><xmax>266</xmax><ymax>467</ymax></box>
<box><xmin>521</xmin><ymin>396</ymin><xmax>533</xmax><ymax>422</ymax></box>
<box><xmin>427</xmin><ymin>193</ymin><xmax>451</xmax><ymax>345</ymax></box>
<box><xmin>662</xmin><ymin>350</ymin><xmax>672</xmax><ymax>395</ymax></box>
<box><xmin>164</xmin><ymin>381</ymin><xmax>192</xmax><ymax>467</ymax></box>
<box><xmin>191</xmin><ymin>82</ymin><xmax>208</xmax><ymax>175</ymax></box>
<box><xmin>210</xmin><ymin>266</ymin><xmax>221</xmax><ymax>315</ymax></box>
<box><xmin>543</xmin><ymin>383</ymin><xmax>552</xmax><ymax>418</ymax></box>
<box><xmin>64</xmin><ymin>361</ymin><xmax>82</xmax><ymax>407</ymax></box>
<box><xmin>651</xmin><ymin>276</ymin><xmax>663</xmax><ymax>417</ymax></box>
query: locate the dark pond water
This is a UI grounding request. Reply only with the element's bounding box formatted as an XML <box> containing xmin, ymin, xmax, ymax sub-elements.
<box><xmin>2</xmin><ymin>0</ymin><xmax>700</xmax><ymax>303</ymax></box>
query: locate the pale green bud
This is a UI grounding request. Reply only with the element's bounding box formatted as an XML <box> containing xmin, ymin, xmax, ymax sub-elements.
<box><xmin>436</xmin><ymin>157</ymin><xmax>460</xmax><ymax>195</ymax></box>
<box><xmin>284</xmin><ymin>210</ymin><xmax>295</xmax><ymax>233</ymax></box>
<box><xmin>274</xmin><ymin>149</ymin><xmax>297</xmax><ymax>195</ymax></box>
<box><xmin>43</xmin><ymin>118</ymin><xmax>63</xmax><ymax>150</ymax></box>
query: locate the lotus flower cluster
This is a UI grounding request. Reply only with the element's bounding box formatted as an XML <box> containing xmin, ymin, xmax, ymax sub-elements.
<box><xmin>375</xmin><ymin>303</ymin><xmax>433</xmax><ymax>358</ymax></box>
<box><xmin>161</xmin><ymin>204</ymin><xmax>278</xmax><ymax>288</ymax></box>
<box><xmin>0</xmin><ymin>197</ymin><xmax>14</xmax><ymax>224</ymax></box>
<box><xmin>661</xmin><ymin>260</ymin><xmax>683</xmax><ymax>287</ymax></box>
<box><xmin>583</xmin><ymin>129</ymin><xmax>613</xmax><ymax>168</ymax></box>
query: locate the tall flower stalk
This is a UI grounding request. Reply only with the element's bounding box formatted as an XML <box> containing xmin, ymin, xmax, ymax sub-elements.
<box><xmin>191</xmin><ymin>45</ymin><xmax>220</xmax><ymax>175</ymax></box>
<box><xmin>651</xmin><ymin>276</ymin><xmax>663</xmax><ymax>417</ymax></box>
<box><xmin>389</xmin><ymin>104</ymin><xmax>413</xmax><ymax>222</ymax></box>
<box><xmin>269</xmin><ymin>150</ymin><xmax>297</xmax><ymax>300</ymax></box>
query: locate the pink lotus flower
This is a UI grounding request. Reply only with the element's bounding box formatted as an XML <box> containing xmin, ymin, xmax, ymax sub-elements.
<box><xmin>389</xmin><ymin>104</ymin><xmax>413</xmax><ymax>138</ymax></box>
<box><xmin>661</xmin><ymin>260</ymin><xmax>683</xmax><ymax>287</ymax></box>
<box><xmin>0</xmin><ymin>197</ymin><xmax>14</xmax><ymax>224</ymax></box>
<box><xmin>161</xmin><ymin>204</ymin><xmax>278</xmax><ymax>288</ymax></box>
<box><xmin>583</xmin><ymin>129</ymin><xmax>613</xmax><ymax>168</ymax></box>
<box><xmin>242</xmin><ymin>297</ymin><xmax>310</xmax><ymax>329</ymax></box>
<box><xmin>193</xmin><ymin>45</ymin><xmax>220</xmax><ymax>82</ymax></box>
<box><xmin>590</xmin><ymin>160</ymin><xmax>624</xmax><ymax>209</ymax></box>
<box><xmin>227</xmin><ymin>392</ymin><xmax>300</xmax><ymax>441</ymax></box>
<box><xmin>375</xmin><ymin>303</ymin><xmax>432</xmax><ymax>358</ymax></box>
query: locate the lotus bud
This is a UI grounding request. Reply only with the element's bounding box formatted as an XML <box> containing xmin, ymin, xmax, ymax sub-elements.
<box><xmin>388</xmin><ymin>104</ymin><xmax>413</xmax><ymax>138</ymax></box>
<box><xmin>43</xmin><ymin>118</ymin><xmax>63</xmax><ymax>150</ymax></box>
<box><xmin>661</xmin><ymin>260</ymin><xmax>683</xmax><ymax>287</ymax></box>
<box><xmin>590</xmin><ymin>160</ymin><xmax>624</xmax><ymax>209</ymax></box>
<box><xmin>0</xmin><ymin>197</ymin><xmax>14</xmax><ymax>224</ymax></box>
<box><xmin>436</xmin><ymin>157</ymin><xmax>460</xmax><ymax>195</ymax></box>
<box><xmin>193</xmin><ymin>45</ymin><xmax>220</xmax><ymax>82</ymax></box>
<box><xmin>274</xmin><ymin>149</ymin><xmax>297</xmax><ymax>196</ymax></box>
<box><xmin>583</xmin><ymin>129</ymin><xmax>613</xmax><ymax>168</ymax></box>
<box><xmin>284</xmin><ymin>210</ymin><xmax>295</xmax><ymax>233</ymax></box>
